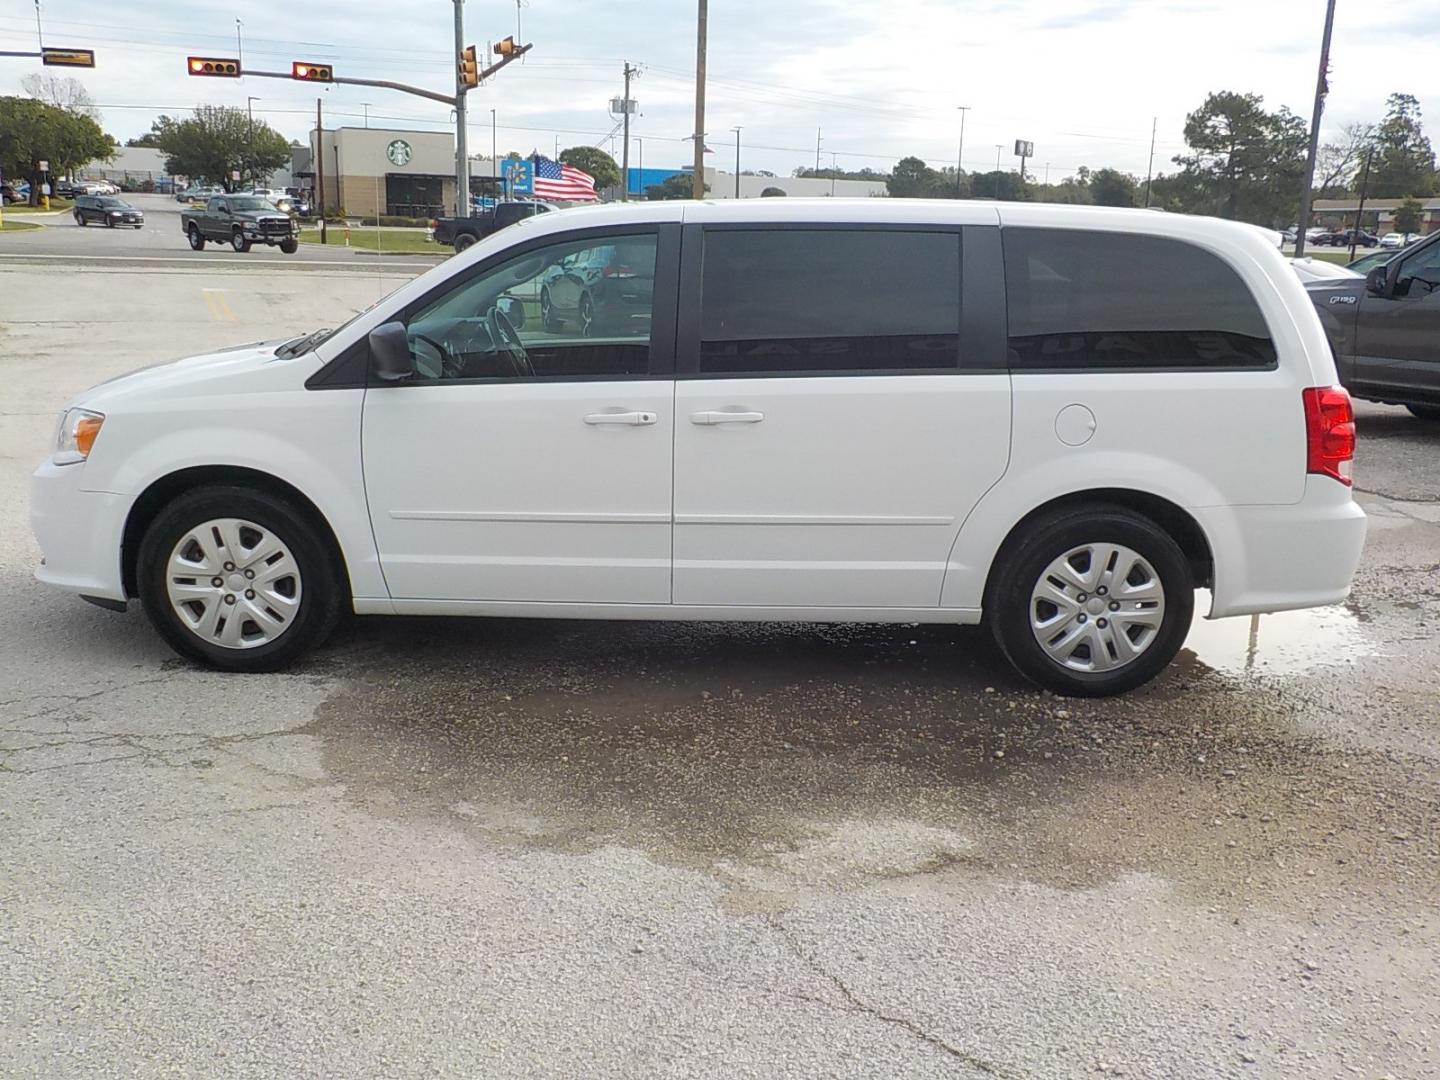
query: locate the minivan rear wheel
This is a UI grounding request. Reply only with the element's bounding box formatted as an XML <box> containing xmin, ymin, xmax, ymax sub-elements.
<box><xmin>988</xmin><ymin>506</ymin><xmax>1193</xmax><ymax>697</ymax></box>
<box><xmin>137</xmin><ymin>486</ymin><xmax>343</xmax><ymax>672</ymax></box>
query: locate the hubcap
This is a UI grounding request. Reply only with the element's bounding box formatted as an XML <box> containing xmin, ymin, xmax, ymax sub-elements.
<box><xmin>165</xmin><ymin>518</ymin><xmax>302</xmax><ymax>650</ymax></box>
<box><xmin>1029</xmin><ymin>542</ymin><xmax>1165</xmax><ymax>673</ymax></box>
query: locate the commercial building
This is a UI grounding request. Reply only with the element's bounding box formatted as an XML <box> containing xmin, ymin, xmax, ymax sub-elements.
<box><xmin>1310</xmin><ymin>196</ymin><xmax>1439</xmax><ymax>235</ymax></box>
<box><xmin>305</xmin><ymin>127</ymin><xmax>504</xmax><ymax>218</ymax></box>
<box><xmin>624</xmin><ymin>165</ymin><xmax>887</xmax><ymax>200</ymax></box>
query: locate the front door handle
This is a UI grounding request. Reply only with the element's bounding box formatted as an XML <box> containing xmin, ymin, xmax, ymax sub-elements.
<box><xmin>690</xmin><ymin>410</ymin><xmax>765</xmax><ymax>425</ymax></box>
<box><xmin>584</xmin><ymin>410</ymin><xmax>657</xmax><ymax>426</ymax></box>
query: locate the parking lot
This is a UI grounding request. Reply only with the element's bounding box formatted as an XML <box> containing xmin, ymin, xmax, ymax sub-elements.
<box><xmin>2</xmin><ymin>228</ymin><xmax>1438</xmax><ymax>1079</ymax></box>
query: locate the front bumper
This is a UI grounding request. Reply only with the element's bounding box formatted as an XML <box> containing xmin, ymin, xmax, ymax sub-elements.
<box><xmin>31</xmin><ymin>459</ymin><xmax>131</xmax><ymax>603</ymax></box>
<box><xmin>241</xmin><ymin>225</ymin><xmax>295</xmax><ymax>243</ymax></box>
<box><xmin>1197</xmin><ymin>478</ymin><xmax>1368</xmax><ymax>618</ymax></box>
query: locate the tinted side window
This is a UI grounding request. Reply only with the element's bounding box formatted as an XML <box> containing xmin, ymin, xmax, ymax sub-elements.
<box><xmin>1395</xmin><ymin>241</ymin><xmax>1440</xmax><ymax>298</ymax></box>
<box><xmin>698</xmin><ymin>229</ymin><xmax>961</xmax><ymax>375</ymax></box>
<box><xmin>1003</xmin><ymin>228</ymin><xmax>1276</xmax><ymax>370</ymax></box>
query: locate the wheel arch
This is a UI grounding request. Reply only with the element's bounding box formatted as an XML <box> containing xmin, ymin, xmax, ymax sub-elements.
<box><xmin>121</xmin><ymin>465</ymin><xmax>351</xmax><ymax>600</ymax></box>
<box><xmin>980</xmin><ymin>488</ymin><xmax>1215</xmax><ymax>613</ymax></box>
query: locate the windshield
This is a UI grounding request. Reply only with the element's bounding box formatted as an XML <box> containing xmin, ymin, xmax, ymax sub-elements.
<box><xmin>227</xmin><ymin>196</ymin><xmax>276</xmax><ymax>211</ymax></box>
<box><xmin>97</xmin><ymin>198</ymin><xmax>128</xmax><ymax>208</ymax></box>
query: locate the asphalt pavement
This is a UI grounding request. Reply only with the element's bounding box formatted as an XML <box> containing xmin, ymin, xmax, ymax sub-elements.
<box><xmin>1</xmin><ymin>249</ymin><xmax>1437</xmax><ymax>1079</ymax></box>
<box><xmin>0</xmin><ymin>193</ymin><xmax>446</xmax><ymax>273</ymax></box>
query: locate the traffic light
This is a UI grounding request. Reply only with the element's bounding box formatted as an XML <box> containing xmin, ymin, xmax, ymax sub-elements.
<box><xmin>41</xmin><ymin>47</ymin><xmax>95</xmax><ymax>68</ymax></box>
<box><xmin>292</xmin><ymin>61</ymin><xmax>333</xmax><ymax>82</ymax></box>
<box><xmin>493</xmin><ymin>37</ymin><xmax>518</xmax><ymax>57</ymax></box>
<box><xmin>458</xmin><ymin>45</ymin><xmax>478</xmax><ymax>87</ymax></box>
<box><xmin>187</xmin><ymin>56</ymin><xmax>240</xmax><ymax>77</ymax></box>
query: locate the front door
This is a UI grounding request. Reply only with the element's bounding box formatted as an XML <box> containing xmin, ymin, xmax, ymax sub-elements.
<box><xmin>362</xmin><ymin>225</ymin><xmax>679</xmax><ymax>603</ymax></box>
<box><xmin>672</xmin><ymin>224</ymin><xmax>1011</xmax><ymax>609</ymax></box>
<box><xmin>1356</xmin><ymin>237</ymin><xmax>1440</xmax><ymax>398</ymax></box>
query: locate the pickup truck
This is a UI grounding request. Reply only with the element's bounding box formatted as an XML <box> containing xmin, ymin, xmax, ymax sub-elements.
<box><xmin>1305</xmin><ymin>229</ymin><xmax>1440</xmax><ymax>420</ymax></box>
<box><xmin>431</xmin><ymin>200</ymin><xmax>553</xmax><ymax>252</ymax></box>
<box><xmin>181</xmin><ymin>194</ymin><xmax>299</xmax><ymax>254</ymax></box>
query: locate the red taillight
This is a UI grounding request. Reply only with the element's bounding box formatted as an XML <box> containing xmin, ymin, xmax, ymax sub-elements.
<box><xmin>602</xmin><ymin>264</ymin><xmax>635</xmax><ymax>278</ymax></box>
<box><xmin>1302</xmin><ymin>386</ymin><xmax>1355</xmax><ymax>486</ymax></box>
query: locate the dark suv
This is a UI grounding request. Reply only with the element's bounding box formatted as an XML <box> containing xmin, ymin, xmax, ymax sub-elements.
<box><xmin>1306</xmin><ymin>231</ymin><xmax>1440</xmax><ymax>420</ymax></box>
<box><xmin>73</xmin><ymin>195</ymin><xmax>145</xmax><ymax>228</ymax></box>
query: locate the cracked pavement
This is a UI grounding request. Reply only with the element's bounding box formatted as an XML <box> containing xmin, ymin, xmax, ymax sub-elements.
<box><xmin>2</xmin><ymin>261</ymin><xmax>1438</xmax><ymax>1079</ymax></box>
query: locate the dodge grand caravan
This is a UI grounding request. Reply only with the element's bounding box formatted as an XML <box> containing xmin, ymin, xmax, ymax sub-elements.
<box><xmin>31</xmin><ymin>201</ymin><xmax>1367</xmax><ymax>696</ymax></box>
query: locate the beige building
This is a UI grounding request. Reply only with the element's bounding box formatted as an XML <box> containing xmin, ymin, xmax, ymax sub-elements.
<box><xmin>1310</xmin><ymin>196</ymin><xmax>1440</xmax><ymax>236</ymax></box>
<box><xmin>306</xmin><ymin>126</ymin><xmax>510</xmax><ymax>217</ymax></box>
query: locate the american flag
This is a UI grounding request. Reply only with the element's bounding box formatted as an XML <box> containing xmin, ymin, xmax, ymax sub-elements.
<box><xmin>532</xmin><ymin>155</ymin><xmax>598</xmax><ymax>201</ymax></box>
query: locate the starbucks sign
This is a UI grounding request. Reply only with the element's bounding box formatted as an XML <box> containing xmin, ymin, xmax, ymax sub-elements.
<box><xmin>386</xmin><ymin>139</ymin><xmax>413</xmax><ymax>167</ymax></box>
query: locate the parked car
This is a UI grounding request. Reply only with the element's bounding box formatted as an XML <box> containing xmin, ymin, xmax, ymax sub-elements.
<box><xmin>180</xmin><ymin>185</ymin><xmax>222</xmax><ymax>205</ymax></box>
<box><xmin>0</xmin><ymin>182</ymin><xmax>27</xmax><ymax>204</ymax></box>
<box><xmin>1316</xmin><ymin>228</ymin><xmax>1379</xmax><ymax>248</ymax></box>
<box><xmin>72</xmin><ymin>195</ymin><xmax>145</xmax><ymax>228</ymax></box>
<box><xmin>180</xmin><ymin>194</ymin><xmax>299</xmax><ymax>253</ymax></box>
<box><xmin>1305</xmin><ymin>229</ymin><xmax>1440</xmax><ymax>421</ymax></box>
<box><xmin>1379</xmin><ymin>231</ymin><xmax>1422</xmax><ymax>249</ymax></box>
<box><xmin>30</xmin><ymin>201</ymin><xmax>1366</xmax><ymax>696</ymax></box>
<box><xmin>250</xmin><ymin>188</ymin><xmax>295</xmax><ymax>213</ymax></box>
<box><xmin>539</xmin><ymin>240</ymin><xmax>656</xmax><ymax>336</ymax></box>
<box><xmin>54</xmin><ymin>179</ymin><xmax>82</xmax><ymax>199</ymax></box>
<box><xmin>431</xmin><ymin>200</ymin><xmax>554</xmax><ymax>252</ymax></box>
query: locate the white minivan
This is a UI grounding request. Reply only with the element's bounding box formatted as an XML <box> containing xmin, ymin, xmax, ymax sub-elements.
<box><xmin>31</xmin><ymin>200</ymin><xmax>1367</xmax><ymax>695</ymax></box>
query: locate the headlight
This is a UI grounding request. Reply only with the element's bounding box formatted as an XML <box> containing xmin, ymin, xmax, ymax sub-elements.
<box><xmin>55</xmin><ymin>408</ymin><xmax>105</xmax><ymax>465</ymax></box>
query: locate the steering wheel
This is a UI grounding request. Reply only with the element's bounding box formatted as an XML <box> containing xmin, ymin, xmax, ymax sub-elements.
<box><xmin>491</xmin><ymin>304</ymin><xmax>533</xmax><ymax>378</ymax></box>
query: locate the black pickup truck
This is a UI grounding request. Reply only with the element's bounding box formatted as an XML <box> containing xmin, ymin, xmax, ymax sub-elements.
<box><xmin>181</xmin><ymin>194</ymin><xmax>299</xmax><ymax>254</ymax></box>
<box><xmin>1305</xmin><ymin>230</ymin><xmax>1440</xmax><ymax>420</ymax></box>
<box><xmin>431</xmin><ymin>200</ymin><xmax>553</xmax><ymax>252</ymax></box>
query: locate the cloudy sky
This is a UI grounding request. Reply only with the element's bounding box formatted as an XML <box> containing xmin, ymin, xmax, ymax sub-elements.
<box><xmin>3</xmin><ymin>0</ymin><xmax>1437</xmax><ymax>180</ymax></box>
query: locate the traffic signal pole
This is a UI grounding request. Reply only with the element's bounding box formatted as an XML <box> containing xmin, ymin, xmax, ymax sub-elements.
<box><xmin>453</xmin><ymin>0</ymin><xmax>469</xmax><ymax>217</ymax></box>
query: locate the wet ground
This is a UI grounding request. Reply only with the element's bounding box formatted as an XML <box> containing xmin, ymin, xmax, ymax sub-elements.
<box><xmin>1</xmin><ymin>261</ymin><xmax>1437</xmax><ymax>1079</ymax></box>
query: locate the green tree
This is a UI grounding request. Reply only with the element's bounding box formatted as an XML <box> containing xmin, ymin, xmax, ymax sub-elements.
<box><xmin>150</xmin><ymin>106</ymin><xmax>291</xmax><ymax>190</ymax></box>
<box><xmin>1368</xmin><ymin>93</ymin><xmax>1437</xmax><ymax>198</ymax></box>
<box><xmin>1173</xmin><ymin>91</ymin><xmax>1307</xmax><ymax>225</ymax></box>
<box><xmin>759</xmin><ymin>186</ymin><xmax>787</xmax><ymax>197</ymax></box>
<box><xmin>887</xmin><ymin>156</ymin><xmax>943</xmax><ymax>198</ymax></box>
<box><xmin>645</xmin><ymin>174</ymin><xmax>705</xmax><ymax>200</ymax></box>
<box><xmin>1393</xmin><ymin>196</ymin><xmax>1424</xmax><ymax>235</ymax></box>
<box><xmin>558</xmin><ymin>145</ymin><xmax>621</xmax><ymax>190</ymax></box>
<box><xmin>0</xmin><ymin>96</ymin><xmax>113</xmax><ymax>202</ymax></box>
<box><xmin>1088</xmin><ymin>167</ymin><xmax>1137</xmax><ymax>207</ymax></box>
<box><xmin>969</xmin><ymin>170</ymin><xmax>1027</xmax><ymax>201</ymax></box>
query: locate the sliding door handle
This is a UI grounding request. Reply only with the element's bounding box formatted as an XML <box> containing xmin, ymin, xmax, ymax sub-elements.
<box><xmin>690</xmin><ymin>410</ymin><xmax>765</xmax><ymax>425</ymax></box>
<box><xmin>584</xmin><ymin>411</ymin><xmax>657</xmax><ymax>426</ymax></box>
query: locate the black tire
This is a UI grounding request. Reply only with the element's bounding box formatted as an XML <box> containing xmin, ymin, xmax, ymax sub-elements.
<box><xmin>1406</xmin><ymin>404</ymin><xmax>1440</xmax><ymax>421</ymax></box>
<box><xmin>279</xmin><ymin>238</ymin><xmax>298</xmax><ymax>254</ymax></box>
<box><xmin>231</xmin><ymin>230</ymin><xmax>251</xmax><ymax>253</ymax></box>
<box><xmin>137</xmin><ymin>486</ymin><xmax>344</xmax><ymax>673</ymax></box>
<box><xmin>987</xmin><ymin>505</ymin><xmax>1194</xmax><ymax>697</ymax></box>
<box><xmin>188</xmin><ymin>224</ymin><xmax>205</xmax><ymax>251</ymax></box>
<box><xmin>453</xmin><ymin>233</ymin><xmax>477</xmax><ymax>253</ymax></box>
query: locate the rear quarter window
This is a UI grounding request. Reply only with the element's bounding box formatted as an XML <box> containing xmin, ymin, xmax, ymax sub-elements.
<box><xmin>1003</xmin><ymin>227</ymin><xmax>1276</xmax><ymax>371</ymax></box>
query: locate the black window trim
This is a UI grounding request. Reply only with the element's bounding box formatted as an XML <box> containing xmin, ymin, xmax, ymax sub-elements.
<box><xmin>675</xmin><ymin>221</ymin><xmax>1009</xmax><ymax>379</ymax></box>
<box><xmin>305</xmin><ymin>221</ymin><xmax>681</xmax><ymax>390</ymax></box>
<box><xmin>999</xmin><ymin>225</ymin><xmax>1281</xmax><ymax>376</ymax></box>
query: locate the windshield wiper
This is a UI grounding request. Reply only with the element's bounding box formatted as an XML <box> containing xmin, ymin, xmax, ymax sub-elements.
<box><xmin>275</xmin><ymin>328</ymin><xmax>332</xmax><ymax>359</ymax></box>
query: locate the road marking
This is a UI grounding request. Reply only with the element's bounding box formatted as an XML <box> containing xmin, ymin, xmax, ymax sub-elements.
<box><xmin>202</xmin><ymin>288</ymin><xmax>236</xmax><ymax>322</ymax></box>
<box><xmin>0</xmin><ymin>252</ymin><xmax>441</xmax><ymax>271</ymax></box>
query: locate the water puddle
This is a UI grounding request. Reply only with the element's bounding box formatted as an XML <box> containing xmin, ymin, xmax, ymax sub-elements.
<box><xmin>1182</xmin><ymin>593</ymin><xmax>1375</xmax><ymax>677</ymax></box>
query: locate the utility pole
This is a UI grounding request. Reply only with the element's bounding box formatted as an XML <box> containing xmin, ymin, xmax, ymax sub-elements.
<box><xmin>815</xmin><ymin>127</ymin><xmax>822</xmax><ymax>174</ymax></box>
<box><xmin>362</xmin><ymin>103</ymin><xmax>371</xmax><ymax>128</ymax></box>
<box><xmin>1349</xmin><ymin>145</ymin><xmax>1374</xmax><ymax>262</ymax></box>
<box><xmin>1143</xmin><ymin>116</ymin><xmax>1157</xmax><ymax>207</ymax></box>
<box><xmin>234</xmin><ymin>18</ymin><xmax>242</xmax><ymax>73</ymax></box>
<box><xmin>315</xmin><ymin>97</ymin><xmax>326</xmax><ymax>243</ymax></box>
<box><xmin>955</xmin><ymin>105</ymin><xmax>969</xmax><ymax>197</ymax></box>
<box><xmin>732</xmin><ymin>127</ymin><xmax>742</xmax><ymax>198</ymax></box>
<box><xmin>1296</xmin><ymin>0</ymin><xmax>1337</xmax><ymax>257</ymax></box>
<box><xmin>995</xmin><ymin>144</ymin><xmax>1002</xmax><ymax>173</ymax></box>
<box><xmin>830</xmin><ymin>151</ymin><xmax>838</xmax><ymax>196</ymax></box>
<box><xmin>692</xmin><ymin>0</ymin><xmax>707</xmax><ymax>199</ymax></box>
<box><xmin>1044</xmin><ymin>162</ymin><xmax>1051</xmax><ymax>186</ymax></box>
<box><xmin>34</xmin><ymin>0</ymin><xmax>42</xmax><ymax>47</ymax></box>
<box><xmin>621</xmin><ymin>61</ymin><xmax>636</xmax><ymax>201</ymax></box>
<box><xmin>490</xmin><ymin>107</ymin><xmax>497</xmax><ymax>202</ymax></box>
<box><xmin>453</xmin><ymin>0</ymin><xmax>469</xmax><ymax>216</ymax></box>
<box><xmin>246</xmin><ymin>96</ymin><xmax>257</xmax><ymax>189</ymax></box>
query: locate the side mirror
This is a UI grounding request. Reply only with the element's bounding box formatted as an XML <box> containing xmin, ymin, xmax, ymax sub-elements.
<box><xmin>369</xmin><ymin>320</ymin><xmax>414</xmax><ymax>382</ymax></box>
<box><xmin>1365</xmin><ymin>265</ymin><xmax>1390</xmax><ymax>298</ymax></box>
<box><xmin>497</xmin><ymin>295</ymin><xmax>526</xmax><ymax>329</ymax></box>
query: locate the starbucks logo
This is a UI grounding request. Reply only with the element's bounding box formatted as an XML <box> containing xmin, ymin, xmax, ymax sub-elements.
<box><xmin>386</xmin><ymin>139</ymin><xmax>413</xmax><ymax>166</ymax></box>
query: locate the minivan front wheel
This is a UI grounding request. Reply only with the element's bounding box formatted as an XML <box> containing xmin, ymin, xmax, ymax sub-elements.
<box><xmin>988</xmin><ymin>507</ymin><xmax>1193</xmax><ymax>696</ymax></box>
<box><xmin>137</xmin><ymin>487</ymin><xmax>343</xmax><ymax>672</ymax></box>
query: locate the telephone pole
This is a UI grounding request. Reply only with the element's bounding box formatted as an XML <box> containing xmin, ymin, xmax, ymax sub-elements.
<box><xmin>692</xmin><ymin>0</ymin><xmax>707</xmax><ymax>199</ymax></box>
<box><xmin>815</xmin><ymin>127</ymin><xmax>822</xmax><ymax>174</ymax></box>
<box><xmin>453</xmin><ymin>0</ymin><xmax>469</xmax><ymax>216</ymax></box>
<box><xmin>1295</xmin><ymin>0</ymin><xmax>1337</xmax><ymax>256</ymax></box>
<box><xmin>621</xmin><ymin>61</ymin><xmax>637</xmax><ymax>201</ymax></box>
<box><xmin>1143</xmin><ymin>116</ymin><xmax>1157</xmax><ymax>207</ymax></box>
<box><xmin>314</xmin><ymin>97</ymin><xmax>326</xmax><ymax>243</ymax></box>
<box><xmin>732</xmin><ymin>127</ymin><xmax>742</xmax><ymax>198</ymax></box>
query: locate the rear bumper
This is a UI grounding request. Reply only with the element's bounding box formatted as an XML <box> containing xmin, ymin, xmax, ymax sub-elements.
<box><xmin>31</xmin><ymin>459</ymin><xmax>130</xmax><ymax>602</ymax></box>
<box><xmin>1197</xmin><ymin>478</ymin><xmax>1367</xmax><ymax>618</ymax></box>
